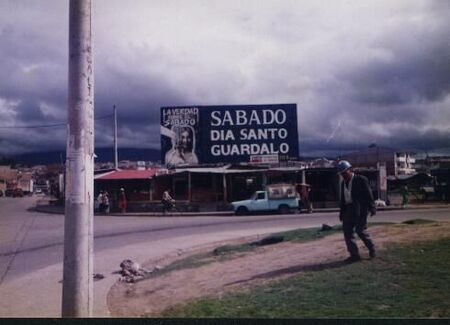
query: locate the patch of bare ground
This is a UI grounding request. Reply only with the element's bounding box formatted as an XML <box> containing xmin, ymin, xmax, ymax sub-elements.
<box><xmin>107</xmin><ymin>221</ymin><xmax>450</xmax><ymax>317</ymax></box>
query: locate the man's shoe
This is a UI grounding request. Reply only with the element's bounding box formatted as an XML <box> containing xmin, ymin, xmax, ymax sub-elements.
<box><xmin>344</xmin><ymin>256</ymin><xmax>361</xmax><ymax>263</ymax></box>
<box><xmin>369</xmin><ymin>251</ymin><xmax>376</xmax><ymax>259</ymax></box>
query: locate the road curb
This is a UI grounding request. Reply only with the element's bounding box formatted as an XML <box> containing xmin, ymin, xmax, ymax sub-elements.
<box><xmin>34</xmin><ymin>204</ymin><xmax>450</xmax><ymax>217</ymax></box>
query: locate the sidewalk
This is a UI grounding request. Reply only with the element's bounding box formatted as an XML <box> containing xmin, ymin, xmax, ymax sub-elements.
<box><xmin>34</xmin><ymin>202</ymin><xmax>450</xmax><ymax>217</ymax></box>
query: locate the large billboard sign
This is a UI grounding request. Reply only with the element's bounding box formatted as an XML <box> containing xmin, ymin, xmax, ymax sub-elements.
<box><xmin>160</xmin><ymin>104</ymin><xmax>298</xmax><ymax>166</ymax></box>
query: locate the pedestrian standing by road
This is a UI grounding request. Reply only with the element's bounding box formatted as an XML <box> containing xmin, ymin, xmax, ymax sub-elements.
<box><xmin>102</xmin><ymin>191</ymin><xmax>110</xmax><ymax>214</ymax></box>
<box><xmin>97</xmin><ymin>191</ymin><xmax>104</xmax><ymax>212</ymax></box>
<box><xmin>296</xmin><ymin>183</ymin><xmax>313</xmax><ymax>213</ymax></box>
<box><xmin>118</xmin><ymin>188</ymin><xmax>127</xmax><ymax>213</ymax></box>
<box><xmin>162</xmin><ymin>190</ymin><xmax>175</xmax><ymax>214</ymax></box>
<box><xmin>337</xmin><ymin>160</ymin><xmax>377</xmax><ymax>263</ymax></box>
<box><xmin>401</xmin><ymin>185</ymin><xmax>409</xmax><ymax>208</ymax></box>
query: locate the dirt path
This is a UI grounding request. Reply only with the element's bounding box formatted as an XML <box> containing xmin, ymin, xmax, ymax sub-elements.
<box><xmin>107</xmin><ymin>222</ymin><xmax>450</xmax><ymax>317</ymax></box>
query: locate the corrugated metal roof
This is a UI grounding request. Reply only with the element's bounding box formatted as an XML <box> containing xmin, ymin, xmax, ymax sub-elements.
<box><xmin>387</xmin><ymin>173</ymin><xmax>430</xmax><ymax>181</ymax></box>
<box><xmin>95</xmin><ymin>169</ymin><xmax>157</xmax><ymax>180</ymax></box>
<box><xmin>269</xmin><ymin>166</ymin><xmax>305</xmax><ymax>172</ymax></box>
<box><xmin>173</xmin><ymin>167</ymin><xmax>268</xmax><ymax>174</ymax></box>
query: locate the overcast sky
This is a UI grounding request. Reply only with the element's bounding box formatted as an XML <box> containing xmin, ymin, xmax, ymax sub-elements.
<box><xmin>0</xmin><ymin>0</ymin><xmax>449</xmax><ymax>157</ymax></box>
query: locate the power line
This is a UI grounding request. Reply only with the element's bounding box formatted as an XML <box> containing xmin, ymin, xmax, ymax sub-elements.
<box><xmin>0</xmin><ymin>113</ymin><xmax>113</xmax><ymax>129</ymax></box>
<box><xmin>0</xmin><ymin>122</ymin><xmax>66</xmax><ymax>129</ymax></box>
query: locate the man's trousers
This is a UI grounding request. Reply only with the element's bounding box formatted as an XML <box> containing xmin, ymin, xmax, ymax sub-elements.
<box><xmin>342</xmin><ymin>204</ymin><xmax>375</xmax><ymax>258</ymax></box>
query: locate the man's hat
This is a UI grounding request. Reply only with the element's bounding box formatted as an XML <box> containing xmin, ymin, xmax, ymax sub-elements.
<box><xmin>336</xmin><ymin>160</ymin><xmax>352</xmax><ymax>173</ymax></box>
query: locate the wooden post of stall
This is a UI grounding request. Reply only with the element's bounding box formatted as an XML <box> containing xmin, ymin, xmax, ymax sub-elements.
<box><xmin>188</xmin><ymin>172</ymin><xmax>192</xmax><ymax>202</ymax></box>
<box><xmin>222</xmin><ymin>173</ymin><xmax>227</xmax><ymax>202</ymax></box>
<box><xmin>149</xmin><ymin>179</ymin><xmax>153</xmax><ymax>201</ymax></box>
<box><xmin>212</xmin><ymin>173</ymin><xmax>217</xmax><ymax>201</ymax></box>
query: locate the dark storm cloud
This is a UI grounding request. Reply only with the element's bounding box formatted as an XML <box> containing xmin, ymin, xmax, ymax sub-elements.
<box><xmin>0</xmin><ymin>23</ymin><xmax>67</xmax><ymax>126</ymax></box>
<box><xmin>93</xmin><ymin>59</ymin><xmax>188</xmax><ymax>149</ymax></box>
<box><xmin>15</xmin><ymin>99</ymin><xmax>45</xmax><ymax>121</ymax></box>
<box><xmin>95</xmin><ymin>66</ymin><xmax>185</xmax><ymax>119</ymax></box>
<box><xmin>308</xmin><ymin>4</ymin><xmax>450</xmax><ymax>155</ymax></box>
<box><xmin>338</xmin><ymin>6</ymin><xmax>450</xmax><ymax>112</ymax></box>
<box><xmin>1</xmin><ymin>1</ymin><xmax>450</xmax><ymax>157</ymax></box>
<box><xmin>346</xmin><ymin>41</ymin><xmax>450</xmax><ymax>107</ymax></box>
<box><xmin>0</xmin><ymin>21</ymin><xmax>66</xmax><ymax>78</ymax></box>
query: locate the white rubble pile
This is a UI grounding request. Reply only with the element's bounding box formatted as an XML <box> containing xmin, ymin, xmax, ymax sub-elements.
<box><xmin>119</xmin><ymin>259</ymin><xmax>162</xmax><ymax>283</ymax></box>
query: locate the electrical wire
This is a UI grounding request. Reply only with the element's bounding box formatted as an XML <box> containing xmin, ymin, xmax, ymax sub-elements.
<box><xmin>0</xmin><ymin>113</ymin><xmax>113</xmax><ymax>129</ymax></box>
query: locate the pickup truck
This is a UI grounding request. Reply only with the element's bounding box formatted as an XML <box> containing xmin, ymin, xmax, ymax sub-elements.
<box><xmin>231</xmin><ymin>184</ymin><xmax>299</xmax><ymax>215</ymax></box>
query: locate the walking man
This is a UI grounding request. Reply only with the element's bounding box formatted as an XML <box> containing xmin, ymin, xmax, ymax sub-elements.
<box><xmin>337</xmin><ymin>160</ymin><xmax>377</xmax><ymax>263</ymax></box>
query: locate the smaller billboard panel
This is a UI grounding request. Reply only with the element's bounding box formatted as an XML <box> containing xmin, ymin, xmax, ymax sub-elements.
<box><xmin>249</xmin><ymin>154</ymin><xmax>280</xmax><ymax>164</ymax></box>
<box><xmin>160</xmin><ymin>107</ymin><xmax>200</xmax><ymax>167</ymax></box>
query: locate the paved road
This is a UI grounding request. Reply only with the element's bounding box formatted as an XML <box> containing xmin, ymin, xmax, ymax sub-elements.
<box><xmin>0</xmin><ymin>196</ymin><xmax>449</xmax><ymax>317</ymax></box>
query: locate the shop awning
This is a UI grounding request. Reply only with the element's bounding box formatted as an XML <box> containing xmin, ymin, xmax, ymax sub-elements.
<box><xmin>387</xmin><ymin>173</ymin><xmax>431</xmax><ymax>181</ymax></box>
<box><xmin>94</xmin><ymin>169</ymin><xmax>158</xmax><ymax>180</ymax></box>
<box><xmin>173</xmin><ymin>166</ymin><xmax>268</xmax><ymax>174</ymax></box>
<box><xmin>268</xmin><ymin>166</ymin><xmax>306</xmax><ymax>172</ymax></box>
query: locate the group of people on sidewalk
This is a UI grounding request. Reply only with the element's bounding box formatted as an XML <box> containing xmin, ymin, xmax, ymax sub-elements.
<box><xmin>97</xmin><ymin>191</ymin><xmax>110</xmax><ymax>213</ymax></box>
<box><xmin>97</xmin><ymin>188</ymin><xmax>127</xmax><ymax>214</ymax></box>
<box><xmin>96</xmin><ymin>187</ymin><xmax>176</xmax><ymax>215</ymax></box>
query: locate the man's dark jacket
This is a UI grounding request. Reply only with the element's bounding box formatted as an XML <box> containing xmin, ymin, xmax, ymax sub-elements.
<box><xmin>339</xmin><ymin>174</ymin><xmax>376</xmax><ymax>220</ymax></box>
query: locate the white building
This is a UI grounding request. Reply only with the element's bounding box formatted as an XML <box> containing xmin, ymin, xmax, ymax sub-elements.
<box><xmin>395</xmin><ymin>152</ymin><xmax>416</xmax><ymax>175</ymax></box>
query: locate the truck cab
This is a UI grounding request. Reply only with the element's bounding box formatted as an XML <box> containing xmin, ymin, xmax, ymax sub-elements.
<box><xmin>231</xmin><ymin>184</ymin><xmax>299</xmax><ymax>215</ymax></box>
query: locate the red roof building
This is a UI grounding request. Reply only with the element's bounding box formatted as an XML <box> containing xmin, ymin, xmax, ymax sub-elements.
<box><xmin>94</xmin><ymin>169</ymin><xmax>159</xmax><ymax>203</ymax></box>
<box><xmin>95</xmin><ymin>169</ymin><xmax>157</xmax><ymax>180</ymax></box>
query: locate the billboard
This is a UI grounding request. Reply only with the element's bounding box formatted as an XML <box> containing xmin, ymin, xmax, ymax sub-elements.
<box><xmin>161</xmin><ymin>104</ymin><xmax>298</xmax><ymax>166</ymax></box>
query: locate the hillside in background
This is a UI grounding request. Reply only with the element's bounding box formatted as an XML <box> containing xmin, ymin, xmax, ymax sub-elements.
<box><xmin>2</xmin><ymin>148</ymin><xmax>331</xmax><ymax>167</ymax></box>
<box><xmin>7</xmin><ymin>148</ymin><xmax>161</xmax><ymax>166</ymax></box>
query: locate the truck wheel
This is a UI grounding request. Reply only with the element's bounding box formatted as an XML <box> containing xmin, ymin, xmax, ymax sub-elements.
<box><xmin>278</xmin><ymin>204</ymin><xmax>290</xmax><ymax>215</ymax></box>
<box><xmin>236</xmin><ymin>206</ymin><xmax>248</xmax><ymax>216</ymax></box>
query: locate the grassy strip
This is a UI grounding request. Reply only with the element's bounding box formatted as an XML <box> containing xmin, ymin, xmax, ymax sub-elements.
<box><xmin>144</xmin><ymin>222</ymin><xmax>393</xmax><ymax>279</ymax></box>
<box><xmin>149</xmin><ymin>225</ymin><xmax>344</xmax><ymax>278</ymax></box>
<box><xmin>159</xmin><ymin>236</ymin><xmax>450</xmax><ymax>318</ymax></box>
<box><xmin>402</xmin><ymin>219</ymin><xmax>436</xmax><ymax>225</ymax></box>
<box><xmin>212</xmin><ymin>227</ymin><xmax>342</xmax><ymax>256</ymax></box>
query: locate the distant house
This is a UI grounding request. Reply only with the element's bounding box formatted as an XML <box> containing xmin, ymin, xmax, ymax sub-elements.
<box><xmin>34</xmin><ymin>180</ymin><xmax>50</xmax><ymax>193</ymax></box>
<box><xmin>0</xmin><ymin>166</ymin><xmax>18</xmax><ymax>193</ymax></box>
<box><xmin>341</xmin><ymin>145</ymin><xmax>415</xmax><ymax>176</ymax></box>
<box><xmin>307</xmin><ymin>158</ymin><xmax>334</xmax><ymax>169</ymax></box>
<box><xmin>17</xmin><ymin>172</ymin><xmax>34</xmax><ymax>194</ymax></box>
<box><xmin>431</xmin><ymin>168</ymin><xmax>450</xmax><ymax>202</ymax></box>
<box><xmin>414</xmin><ymin>156</ymin><xmax>450</xmax><ymax>173</ymax></box>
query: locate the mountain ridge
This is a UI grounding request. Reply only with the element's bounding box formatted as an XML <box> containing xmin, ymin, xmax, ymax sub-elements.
<box><xmin>8</xmin><ymin>148</ymin><xmax>161</xmax><ymax>166</ymax></box>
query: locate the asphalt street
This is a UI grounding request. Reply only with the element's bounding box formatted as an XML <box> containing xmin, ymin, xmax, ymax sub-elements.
<box><xmin>1</xmin><ymin>196</ymin><xmax>449</xmax><ymax>317</ymax></box>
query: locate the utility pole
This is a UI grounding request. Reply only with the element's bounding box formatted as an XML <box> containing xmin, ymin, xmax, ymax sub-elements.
<box><xmin>62</xmin><ymin>0</ymin><xmax>94</xmax><ymax>317</ymax></box>
<box><xmin>113</xmin><ymin>105</ymin><xmax>118</xmax><ymax>169</ymax></box>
